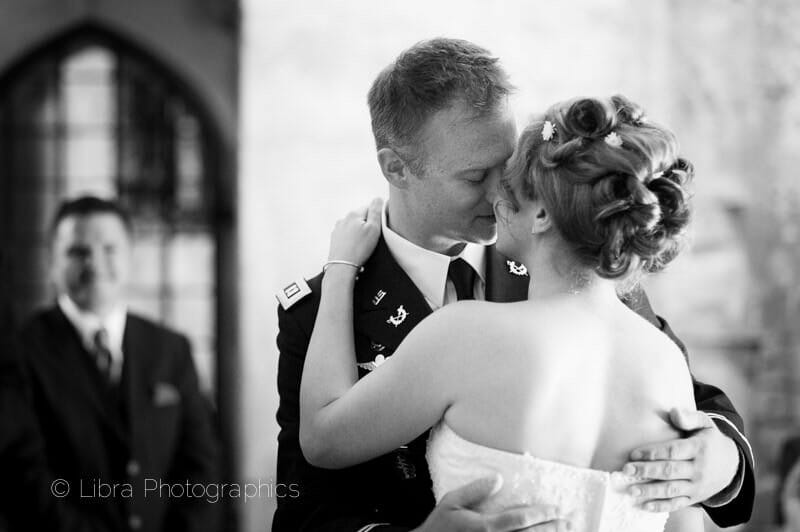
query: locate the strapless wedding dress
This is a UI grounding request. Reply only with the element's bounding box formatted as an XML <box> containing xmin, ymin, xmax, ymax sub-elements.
<box><xmin>426</xmin><ymin>423</ymin><xmax>668</xmax><ymax>532</ymax></box>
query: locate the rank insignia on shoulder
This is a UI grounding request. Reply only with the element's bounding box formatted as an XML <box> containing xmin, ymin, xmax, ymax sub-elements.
<box><xmin>506</xmin><ymin>260</ymin><xmax>529</xmax><ymax>276</ymax></box>
<box><xmin>276</xmin><ymin>278</ymin><xmax>312</xmax><ymax>310</ymax></box>
<box><xmin>357</xmin><ymin>354</ymin><xmax>387</xmax><ymax>372</ymax></box>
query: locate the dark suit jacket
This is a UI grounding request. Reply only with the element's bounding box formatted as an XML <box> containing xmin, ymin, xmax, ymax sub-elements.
<box><xmin>273</xmin><ymin>238</ymin><xmax>754</xmax><ymax>531</ymax></box>
<box><xmin>12</xmin><ymin>306</ymin><xmax>222</xmax><ymax>532</ymax></box>
<box><xmin>1</xmin><ymin>312</ymin><xmax>110</xmax><ymax>532</ymax></box>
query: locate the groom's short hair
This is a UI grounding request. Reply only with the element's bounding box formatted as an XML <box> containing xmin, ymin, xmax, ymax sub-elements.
<box><xmin>367</xmin><ymin>38</ymin><xmax>513</xmax><ymax>174</ymax></box>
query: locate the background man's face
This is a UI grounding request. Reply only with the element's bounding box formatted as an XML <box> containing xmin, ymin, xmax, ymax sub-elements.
<box><xmin>51</xmin><ymin>213</ymin><xmax>132</xmax><ymax>314</ymax></box>
<box><xmin>405</xmin><ymin>100</ymin><xmax>517</xmax><ymax>247</ymax></box>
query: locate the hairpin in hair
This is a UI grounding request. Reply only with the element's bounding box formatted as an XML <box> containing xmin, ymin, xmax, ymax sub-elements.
<box><xmin>542</xmin><ymin>121</ymin><xmax>556</xmax><ymax>141</ymax></box>
<box><xmin>604</xmin><ymin>131</ymin><xmax>623</xmax><ymax>148</ymax></box>
<box><xmin>631</xmin><ymin>109</ymin><xmax>647</xmax><ymax>124</ymax></box>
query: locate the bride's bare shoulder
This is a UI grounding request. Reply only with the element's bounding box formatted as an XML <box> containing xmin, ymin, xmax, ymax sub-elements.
<box><xmin>424</xmin><ymin>298</ymin><xmax>595</xmax><ymax>350</ymax></box>
<box><xmin>410</xmin><ymin>300</ymin><xmax>527</xmax><ymax>349</ymax></box>
<box><xmin>429</xmin><ymin>299</ymin><xmax>541</xmax><ymax>328</ymax></box>
<box><xmin>420</xmin><ymin>300</ymin><xmax>511</xmax><ymax>334</ymax></box>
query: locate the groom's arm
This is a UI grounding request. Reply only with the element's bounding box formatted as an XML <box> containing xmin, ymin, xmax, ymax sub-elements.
<box><xmin>624</xmin><ymin>286</ymin><xmax>754</xmax><ymax>527</ymax></box>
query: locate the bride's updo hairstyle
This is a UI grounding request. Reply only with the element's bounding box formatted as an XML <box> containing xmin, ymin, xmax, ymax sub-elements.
<box><xmin>508</xmin><ymin>95</ymin><xmax>693</xmax><ymax>280</ymax></box>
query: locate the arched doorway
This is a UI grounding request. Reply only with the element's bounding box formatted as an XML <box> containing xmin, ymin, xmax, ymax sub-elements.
<box><xmin>0</xmin><ymin>25</ymin><xmax>227</xmax><ymax>395</ymax></box>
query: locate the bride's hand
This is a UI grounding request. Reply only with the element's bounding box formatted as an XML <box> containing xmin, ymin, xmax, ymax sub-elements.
<box><xmin>327</xmin><ymin>198</ymin><xmax>383</xmax><ymax>268</ymax></box>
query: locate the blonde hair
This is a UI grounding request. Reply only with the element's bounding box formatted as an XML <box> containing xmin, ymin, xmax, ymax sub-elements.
<box><xmin>506</xmin><ymin>95</ymin><xmax>693</xmax><ymax>280</ymax></box>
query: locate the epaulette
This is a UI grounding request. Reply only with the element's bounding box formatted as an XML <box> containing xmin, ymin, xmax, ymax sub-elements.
<box><xmin>276</xmin><ymin>278</ymin><xmax>312</xmax><ymax>310</ymax></box>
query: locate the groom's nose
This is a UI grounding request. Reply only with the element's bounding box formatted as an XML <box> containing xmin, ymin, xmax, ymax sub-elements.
<box><xmin>483</xmin><ymin>171</ymin><xmax>502</xmax><ymax>204</ymax></box>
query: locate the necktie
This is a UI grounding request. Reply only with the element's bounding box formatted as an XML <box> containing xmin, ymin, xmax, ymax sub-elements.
<box><xmin>93</xmin><ymin>328</ymin><xmax>113</xmax><ymax>381</ymax></box>
<box><xmin>448</xmin><ymin>258</ymin><xmax>476</xmax><ymax>301</ymax></box>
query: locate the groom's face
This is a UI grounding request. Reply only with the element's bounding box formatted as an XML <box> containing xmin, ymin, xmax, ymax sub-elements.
<box><xmin>406</xmin><ymin>100</ymin><xmax>516</xmax><ymax>246</ymax></box>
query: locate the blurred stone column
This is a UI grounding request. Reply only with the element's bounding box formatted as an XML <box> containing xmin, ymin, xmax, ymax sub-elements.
<box><xmin>747</xmin><ymin>0</ymin><xmax>800</xmax><ymax>527</ymax></box>
<box><xmin>639</xmin><ymin>0</ymin><xmax>800</xmax><ymax>528</ymax></box>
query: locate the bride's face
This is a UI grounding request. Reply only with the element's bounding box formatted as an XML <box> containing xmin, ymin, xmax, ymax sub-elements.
<box><xmin>492</xmin><ymin>173</ymin><xmax>538</xmax><ymax>262</ymax></box>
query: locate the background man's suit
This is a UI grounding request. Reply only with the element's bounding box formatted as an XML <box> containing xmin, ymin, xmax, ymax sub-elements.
<box><xmin>1</xmin><ymin>307</ymin><xmax>109</xmax><ymax>532</ymax></box>
<box><xmin>274</xmin><ymin>237</ymin><xmax>755</xmax><ymax>531</ymax></box>
<box><xmin>16</xmin><ymin>305</ymin><xmax>222</xmax><ymax>532</ymax></box>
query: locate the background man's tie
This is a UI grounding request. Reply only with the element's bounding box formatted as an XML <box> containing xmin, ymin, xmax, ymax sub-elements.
<box><xmin>93</xmin><ymin>327</ymin><xmax>113</xmax><ymax>382</ymax></box>
<box><xmin>448</xmin><ymin>258</ymin><xmax>476</xmax><ymax>301</ymax></box>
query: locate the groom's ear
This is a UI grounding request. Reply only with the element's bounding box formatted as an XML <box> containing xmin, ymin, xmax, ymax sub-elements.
<box><xmin>377</xmin><ymin>148</ymin><xmax>411</xmax><ymax>189</ymax></box>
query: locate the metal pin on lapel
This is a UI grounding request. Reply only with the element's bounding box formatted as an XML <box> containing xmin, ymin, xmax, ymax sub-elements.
<box><xmin>372</xmin><ymin>290</ymin><xmax>387</xmax><ymax>306</ymax></box>
<box><xmin>506</xmin><ymin>260</ymin><xmax>528</xmax><ymax>276</ymax></box>
<box><xmin>370</xmin><ymin>341</ymin><xmax>386</xmax><ymax>352</ymax></box>
<box><xmin>386</xmin><ymin>305</ymin><xmax>408</xmax><ymax>327</ymax></box>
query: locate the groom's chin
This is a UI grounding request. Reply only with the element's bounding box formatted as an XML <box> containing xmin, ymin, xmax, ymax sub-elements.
<box><xmin>481</xmin><ymin>233</ymin><xmax>499</xmax><ymax>245</ymax></box>
<box><xmin>466</xmin><ymin>232</ymin><xmax>497</xmax><ymax>246</ymax></box>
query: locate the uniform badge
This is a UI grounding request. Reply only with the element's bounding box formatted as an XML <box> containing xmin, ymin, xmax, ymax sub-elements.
<box><xmin>372</xmin><ymin>289</ymin><xmax>387</xmax><ymax>306</ymax></box>
<box><xmin>275</xmin><ymin>278</ymin><xmax>312</xmax><ymax>310</ymax></box>
<box><xmin>506</xmin><ymin>260</ymin><xmax>528</xmax><ymax>276</ymax></box>
<box><xmin>386</xmin><ymin>305</ymin><xmax>408</xmax><ymax>327</ymax></box>
<box><xmin>370</xmin><ymin>341</ymin><xmax>386</xmax><ymax>352</ymax></box>
<box><xmin>394</xmin><ymin>445</ymin><xmax>416</xmax><ymax>480</ymax></box>
<box><xmin>357</xmin><ymin>354</ymin><xmax>387</xmax><ymax>372</ymax></box>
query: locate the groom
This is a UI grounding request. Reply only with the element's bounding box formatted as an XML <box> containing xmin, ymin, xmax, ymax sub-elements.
<box><xmin>274</xmin><ymin>38</ymin><xmax>754</xmax><ymax>531</ymax></box>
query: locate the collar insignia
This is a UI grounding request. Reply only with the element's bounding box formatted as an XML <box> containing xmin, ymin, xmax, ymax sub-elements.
<box><xmin>506</xmin><ymin>260</ymin><xmax>528</xmax><ymax>276</ymax></box>
<box><xmin>386</xmin><ymin>305</ymin><xmax>408</xmax><ymax>327</ymax></box>
<box><xmin>372</xmin><ymin>289</ymin><xmax>387</xmax><ymax>306</ymax></box>
<box><xmin>370</xmin><ymin>341</ymin><xmax>386</xmax><ymax>352</ymax></box>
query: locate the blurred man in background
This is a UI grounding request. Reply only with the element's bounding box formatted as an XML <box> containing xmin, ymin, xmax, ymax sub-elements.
<box><xmin>0</xmin><ymin>261</ymin><xmax>96</xmax><ymax>531</ymax></box>
<box><xmin>12</xmin><ymin>196</ymin><xmax>222</xmax><ymax>532</ymax></box>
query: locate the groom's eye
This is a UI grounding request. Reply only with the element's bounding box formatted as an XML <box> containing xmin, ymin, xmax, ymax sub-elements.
<box><xmin>465</xmin><ymin>170</ymin><xmax>489</xmax><ymax>184</ymax></box>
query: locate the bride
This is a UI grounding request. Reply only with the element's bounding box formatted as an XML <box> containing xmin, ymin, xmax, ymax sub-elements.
<box><xmin>299</xmin><ymin>95</ymin><xmax>704</xmax><ymax>531</ymax></box>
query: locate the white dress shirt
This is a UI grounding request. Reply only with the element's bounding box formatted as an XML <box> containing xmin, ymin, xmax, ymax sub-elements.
<box><xmin>58</xmin><ymin>294</ymin><xmax>127</xmax><ymax>382</ymax></box>
<box><xmin>381</xmin><ymin>205</ymin><xmax>486</xmax><ymax>310</ymax></box>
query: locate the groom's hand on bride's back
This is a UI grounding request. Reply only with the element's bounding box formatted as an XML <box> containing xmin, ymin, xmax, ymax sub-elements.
<box><xmin>413</xmin><ymin>475</ymin><xmax>571</xmax><ymax>532</ymax></box>
<box><xmin>623</xmin><ymin>408</ymin><xmax>740</xmax><ymax>512</ymax></box>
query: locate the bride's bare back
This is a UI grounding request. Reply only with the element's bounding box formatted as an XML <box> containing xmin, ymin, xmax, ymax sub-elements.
<box><xmin>438</xmin><ymin>296</ymin><xmax>695</xmax><ymax>473</ymax></box>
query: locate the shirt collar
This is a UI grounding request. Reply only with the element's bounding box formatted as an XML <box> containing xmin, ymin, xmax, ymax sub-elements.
<box><xmin>382</xmin><ymin>203</ymin><xmax>486</xmax><ymax>309</ymax></box>
<box><xmin>57</xmin><ymin>294</ymin><xmax>127</xmax><ymax>359</ymax></box>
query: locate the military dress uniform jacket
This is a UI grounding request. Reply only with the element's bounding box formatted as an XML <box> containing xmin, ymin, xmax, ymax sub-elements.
<box><xmin>273</xmin><ymin>237</ymin><xmax>754</xmax><ymax>531</ymax></box>
<box><xmin>16</xmin><ymin>306</ymin><xmax>222</xmax><ymax>532</ymax></box>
